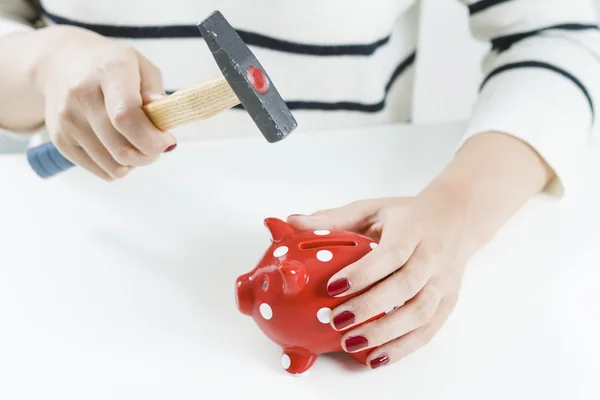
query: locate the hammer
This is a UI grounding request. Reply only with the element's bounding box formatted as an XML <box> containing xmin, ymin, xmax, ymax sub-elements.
<box><xmin>27</xmin><ymin>10</ymin><xmax>298</xmax><ymax>179</ymax></box>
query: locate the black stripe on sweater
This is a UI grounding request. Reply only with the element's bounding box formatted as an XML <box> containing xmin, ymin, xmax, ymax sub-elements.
<box><xmin>480</xmin><ymin>61</ymin><xmax>595</xmax><ymax>121</ymax></box>
<box><xmin>166</xmin><ymin>51</ymin><xmax>417</xmax><ymax>113</ymax></box>
<box><xmin>41</xmin><ymin>9</ymin><xmax>390</xmax><ymax>56</ymax></box>
<box><xmin>469</xmin><ymin>0</ymin><xmax>512</xmax><ymax>15</ymax></box>
<box><xmin>491</xmin><ymin>24</ymin><xmax>599</xmax><ymax>52</ymax></box>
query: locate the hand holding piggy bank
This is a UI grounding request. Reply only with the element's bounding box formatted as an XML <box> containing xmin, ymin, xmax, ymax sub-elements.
<box><xmin>235</xmin><ymin>217</ymin><xmax>385</xmax><ymax>375</ymax></box>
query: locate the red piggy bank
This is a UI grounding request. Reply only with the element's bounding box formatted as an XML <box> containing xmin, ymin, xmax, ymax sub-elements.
<box><xmin>235</xmin><ymin>217</ymin><xmax>383</xmax><ymax>375</ymax></box>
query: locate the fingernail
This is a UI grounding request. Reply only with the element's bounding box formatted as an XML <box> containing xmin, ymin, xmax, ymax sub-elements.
<box><xmin>345</xmin><ymin>336</ymin><xmax>368</xmax><ymax>352</ymax></box>
<box><xmin>369</xmin><ymin>355</ymin><xmax>390</xmax><ymax>369</ymax></box>
<box><xmin>164</xmin><ymin>144</ymin><xmax>177</xmax><ymax>153</ymax></box>
<box><xmin>333</xmin><ymin>311</ymin><xmax>355</xmax><ymax>330</ymax></box>
<box><xmin>327</xmin><ymin>278</ymin><xmax>350</xmax><ymax>296</ymax></box>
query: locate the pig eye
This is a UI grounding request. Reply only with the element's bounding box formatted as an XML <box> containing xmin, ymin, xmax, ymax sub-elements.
<box><xmin>261</xmin><ymin>278</ymin><xmax>269</xmax><ymax>291</ymax></box>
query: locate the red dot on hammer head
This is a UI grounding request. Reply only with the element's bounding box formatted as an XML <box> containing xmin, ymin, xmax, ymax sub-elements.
<box><xmin>247</xmin><ymin>66</ymin><xmax>270</xmax><ymax>94</ymax></box>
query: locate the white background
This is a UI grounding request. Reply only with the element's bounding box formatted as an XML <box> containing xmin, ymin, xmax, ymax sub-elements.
<box><xmin>1</xmin><ymin>122</ymin><xmax>599</xmax><ymax>399</ymax></box>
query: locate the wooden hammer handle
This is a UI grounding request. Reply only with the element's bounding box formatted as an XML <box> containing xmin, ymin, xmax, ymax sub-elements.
<box><xmin>143</xmin><ymin>76</ymin><xmax>240</xmax><ymax>131</ymax></box>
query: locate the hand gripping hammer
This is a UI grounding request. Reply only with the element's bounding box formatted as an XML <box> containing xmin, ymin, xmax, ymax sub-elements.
<box><xmin>27</xmin><ymin>10</ymin><xmax>298</xmax><ymax>178</ymax></box>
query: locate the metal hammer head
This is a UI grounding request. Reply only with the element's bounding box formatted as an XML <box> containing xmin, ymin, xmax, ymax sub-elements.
<box><xmin>197</xmin><ymin>11</ymin><xmax>298</xmax><ymax>143</ymax></box>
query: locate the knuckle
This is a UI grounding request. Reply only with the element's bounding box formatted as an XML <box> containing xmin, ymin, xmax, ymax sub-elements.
<box><xmin>113</xmin><ymin>145</ymin><xmax>138</xmax><ymax>166</ymax></box>
<box><xmin>353</xmin><ymin>263</ymin><xmax>376</xmax><ymax>285</ymax></box>
<box><xmin>52</xmin><ymin>132</ymin><xmax>71</xmax><ymax>151</ymax></box>
<box><xmin>362</xmin><ymin>299</ymin><xmax>379</xmax><ymax>316</ymax></box>
<box><xmin>67</xmin><ymin>79</ymin><xmax>96</xmax><ymax>102</ymax></box>
<box><xmin>55</xmin><ymin>105</ymin><xmax>74</xmax><ymax>125</ymax></box>
<box><xmin>368</xmin><ymin>322</ymin><xmax>390</xmax><ymax>344</ymax></box>
<box><xmin>396</xmin><ymin>272</ymin><xmax>423</xmax><ymax>300</ymax></box>
<box><xmin>357</xmin><ymin>297</ymin><xmax>382</xmax><ymax>319</ymax></box>
<box><xmin>422</xmin><ymin>280</ymin><xmax>443</xmax><ymax>304</ymax></box>
<box><xmin>412</xmin><ymin>302</ymin><xmax>432</xmax><ymax>326</ymax></box>
<box><xmin>112</xmin><ymin>104</ymin><xmax>136</xmax><ymax>129</ymax></box>
<box><xmin>102</xmin><ymin>53</ymin><xmax>134</xmax><ymax>74</ymax></box>
<box><xmin>389</xmin><ymin>245</ymin><xmax>408</xmax><ymax>267</ymax></box>
<box><xmin>110</xmin><ymin>165</ymin><xmax>132</xmax><ymax>179</ymax></box>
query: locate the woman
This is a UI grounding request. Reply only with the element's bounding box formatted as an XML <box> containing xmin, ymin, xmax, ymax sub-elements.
<box><xmin>1</xmin><ymin>0</ymin><xmax>598</xmax><ymax>370</ymax></box>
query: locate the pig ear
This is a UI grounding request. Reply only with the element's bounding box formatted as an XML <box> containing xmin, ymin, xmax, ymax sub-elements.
<box><xmin>278</xmin><ymin>260</ymin><xmax>308</xmax><ymax>295</ymax></box>
<box><xmin>264</xmin><ymin>218</ymin><xmax>295</xmax><ymax>242</ymax></box>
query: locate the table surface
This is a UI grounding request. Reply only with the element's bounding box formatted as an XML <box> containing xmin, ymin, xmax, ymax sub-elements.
<box><xmin>1</xmin><ymin>122</ymin><xmax>599</xmax><ymax>400</ymax></box>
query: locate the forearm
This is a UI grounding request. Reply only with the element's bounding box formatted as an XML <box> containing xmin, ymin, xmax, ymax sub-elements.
<box><xmin>0</xmin><ymin>27</ymin><xmax>59</xmax><ymax>133</ymax></box>
<box><xmin>418</xmin><ymin>131</ymin><xmax>554</xmax><ymax>254</ymax></box>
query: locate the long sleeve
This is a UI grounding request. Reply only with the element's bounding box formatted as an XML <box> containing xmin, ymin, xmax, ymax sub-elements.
<box><xmin>457</xmin><ymin>0</ymin><xmax>600</xmax><ymax>198</ymax></box>
<box><xmin>0</xmin><ymin>0</ymin><xmax>36</xmax><ymax>36</ymax></box>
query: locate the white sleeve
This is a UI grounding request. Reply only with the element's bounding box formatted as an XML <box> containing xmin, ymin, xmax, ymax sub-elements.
<box><xmin>0</xmin><ymin>0</ymin><xmax>36</xmax><ymax>36</ymax></box>
<box><xmin>457</xmin><ymin>0</ymin><xmax>600</xmax><ymax>198</ymax></box>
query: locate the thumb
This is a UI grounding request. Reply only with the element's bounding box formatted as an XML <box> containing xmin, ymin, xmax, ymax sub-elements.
<box><xmin>137</xmin><ymin>52</ymin><xmax>167</xmax><ymax>105</ymax></box>
<box><xmin>287</xmin><ymin>199</ymin><xmax>384</xmax><ymax>233</ymax></box>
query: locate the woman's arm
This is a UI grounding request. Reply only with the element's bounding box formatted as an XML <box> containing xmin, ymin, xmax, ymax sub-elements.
<box><xmin>419</xmin><ymin>130</ymin><xmax>555</xmax><ymax>255</ymax></box>
<box><xmin>0</xmin><ymin>1</ymin><xmax>176</xmax><ymax>180</ymax></box>
<box><xmin>0</xmin><ymin>0</ymin><xmax>47</xmax><ymax>132</ymax></box>
<box><xmin>455</xmin><ymin>0</ymin><xmax>600</xmax><ymax>198</ymax></box>
<box><xmin>285</xmin><ymin>1</ymin><xmax>600</xmax><ymax>370</ymax></box>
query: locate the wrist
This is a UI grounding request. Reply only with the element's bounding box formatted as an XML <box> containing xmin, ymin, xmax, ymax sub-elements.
<box><xmin>416</xmin><ymin>172</ymin><xmax>480</xmax><ymax>257</ymax></box>
<box><xmin>30</xmin><ymin>26</ymin><xmax>102</xmax><ymax>93</ymax></box>
<box><xmin>416</xmin><ymin>131</ymin><xmax>553</xmax><ymax>254</ymax></box>
<box><xmin>30</xmin><ymin>26</ymin><xmax>77</xmax><ymax>93</ymax></box>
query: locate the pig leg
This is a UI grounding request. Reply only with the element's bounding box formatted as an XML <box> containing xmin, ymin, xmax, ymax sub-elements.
<box><xmin>281</xmin><ymin>347</ymin><xmax>318</xmax><ymax>375</ymax></box>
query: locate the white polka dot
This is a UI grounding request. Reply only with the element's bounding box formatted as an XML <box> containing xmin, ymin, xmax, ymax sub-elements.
<box><xmin>316</xmin><ymin>250</ymin><xmax>333</xmax><ymax>262</ymax></box>
<box><xmin>370</xmin><ymin>242</ymin><xmax>378</xmax><ymax>250</ymax></box>
<box><xmin>317</xmin><ymin>307</ymin><xmax>332</xmax><ymax>324</ymax></box>
<box><xmin>273</xmin><ymin>246</ymin><xmax>288</xmax><ymax>257</ymax></box>
<box><xmin>314</xmin><ymin>230</ymin><xmax>330</xmax><ymax>236</ymax></box>
<box><xmin>281</xmin><ymin>354</ymin><xmax>291</xmax><ymax>370</ymax></box>
<box><xmin>259</xmin><ymin>303</ymin><xmax>273</xmax><ymax>320</ymax></box>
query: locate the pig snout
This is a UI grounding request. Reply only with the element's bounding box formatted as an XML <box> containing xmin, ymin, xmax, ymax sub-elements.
<box><xmin>235</xmin><ymin>274</ymin><xmax>255</xmax><ymax>316</ymax></box>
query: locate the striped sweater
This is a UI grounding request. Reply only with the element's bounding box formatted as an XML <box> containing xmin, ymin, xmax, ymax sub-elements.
<box><xmin>2</xmin><ymin>0</ymin><xmax>600</xmax><ymax>196</ymax></box>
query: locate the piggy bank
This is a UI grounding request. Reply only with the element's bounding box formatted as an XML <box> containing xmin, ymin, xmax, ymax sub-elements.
<box><xmin>235</xmin><ymin>217</ymin><xmax>383</xmax><ymax>375</ymax></box>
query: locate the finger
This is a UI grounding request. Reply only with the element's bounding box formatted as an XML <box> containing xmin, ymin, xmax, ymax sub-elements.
<box><xmin>88</xmin><ymin>98</ymin><xmax>159</xmax><ymax>168</ymax></box>
<box><xmin>340</xmin><ymin>284</ymin><xmax>441</xmax><ymax>353</ymax></box>
<box><xmin>73</xmin><ymin>123</ymin><xmax>133</xmax><ymax>179</ymax></box>
<box><xmin>137</xmin><ymin>51</ymin><xmax>168</xmax><ymax>104</ymax></box>
<box><xmin>325</xmin><ymin>211</ymin><xmax>421</xmax><ymax>297</ymax></box>
<box><xmin>287</xmin><ymin>198</ymin><xmax>395</xmax><ymax>233</ymax></box>
<box><xmin>52</xmin><ymin>135</ymin><xmax>114</xmax><ymax>181</ymax></box>
<box><xmin>330</xmin><ymin>245</ymin><xmax>434</xmax><ymax>331</ymax></box>
<box><xmin>101</xmin><ymin>53</ymin><xmax>176</xmax><ymax>156</ymax></box>
<box><xmin>365</xmin><ymin>297</ymin><xmax>456</xmax><ymax>369</ymax></box>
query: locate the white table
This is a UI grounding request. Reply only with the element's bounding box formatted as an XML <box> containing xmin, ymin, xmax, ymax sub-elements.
<box><xmin>1</xmin><ymin>122</ymin><xmax>599</xmax><ymax>400</ymax></box>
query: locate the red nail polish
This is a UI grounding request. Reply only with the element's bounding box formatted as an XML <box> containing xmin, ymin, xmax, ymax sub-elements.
<box><xmin>327</xmin><ymin>278</ymin><xmax>350</xmax><ymax>296</ymax></box>
<box><xmin>164</xmin><ymin>144</ymin><xmax>177</xmax><ymax>153</ymax></box>
<box><xmin>345</xmin><ymin>336</ymin><xmax>368</xmax><ymax>352</ymax></box>
<box><xmin>369</xmin><ymin>355</ymin><xmax>390</xmax><ymax>369</ymax></box>
<box><xmin>333</xmin><ymin>311</ymin><xmax>355</xmax><ymax>330</ymax></box>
